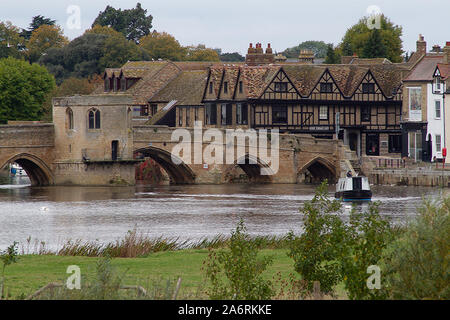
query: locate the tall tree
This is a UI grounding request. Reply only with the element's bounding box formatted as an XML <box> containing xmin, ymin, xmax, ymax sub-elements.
<box><xmin>0</xmin><ymin>57</ymin><xmax>55</xmax><ymax>123</ymax></box>
<box><xmin>341</xmin><ymin>15</ymin><xmax>403</xmax><ymax>62</ymax></box>
<box><xmin>0</xmin><ymin>21</ymin><xmax>25</xmax><ymax>59</ymax></box>
<box><xmin>219</xmin><ymin>52</ymin><xmax>245</xmax><ymax>62</ymax></box>
<box><xmin>92</xmin><ymin>3</ymin><xmax>153</xmax><ymax>43</ymax></box>
<box><xmin>21</xmin><ymin>15</ymin><xmax>56</xmax><ymax>40</ymax></box>
<box><xmin>27</xmin><ymin>24</ymin><xmax>68</xmax><ymax>62</ymax></box>
<box><xmin>139</xmin><ymin>31</ymin><xmax>186</xmax><ymax>61</ymax></box>
<box><xmin>185</xmin><ymin>45</ymin><xmax>220</xmax><ymax>62</ymax></box>
<box><xmin>283</xmin><ymin>41</ymin><xmax>329</xmax><ymax>59</ymax></box>
<box><xmin>324</xmin><ymin>44</ymin><xmax>340</xmax><ymax>64</ymax></box>
<box><xmin>362</xmin><ymin>29</ymin><xmax>387</xmax><ymax>59</ymax></box>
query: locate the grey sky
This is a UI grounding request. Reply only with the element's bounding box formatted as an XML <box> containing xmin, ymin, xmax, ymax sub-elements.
<box><xmin>2</xmin><ymin>0</ymin><xmax>449</xmax><ymax>55</ymax></box>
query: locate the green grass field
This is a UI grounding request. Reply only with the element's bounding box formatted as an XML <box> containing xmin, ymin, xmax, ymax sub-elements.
<box><xmin>2</xmin><ymin>249</ymin><xmax>311</xmax><ymax>299</ymax></box>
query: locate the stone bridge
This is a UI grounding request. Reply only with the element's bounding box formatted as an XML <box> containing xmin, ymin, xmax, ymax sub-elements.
<box><xmin>0</xmin><ymin>123</ymin><xmax>347</xmax><ymax>186</ymax></box>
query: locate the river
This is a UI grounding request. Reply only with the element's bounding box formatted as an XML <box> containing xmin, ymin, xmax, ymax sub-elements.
<box><xmin>0</xmin><ymin>177</ymin><xmax>446</xmax><ymax>251</ymax></box>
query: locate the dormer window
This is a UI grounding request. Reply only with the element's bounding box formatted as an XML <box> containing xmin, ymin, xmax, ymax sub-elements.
<box><xmin>434</xmin><ymin>77</ymin><xmax>442</xmax><ymax>93</ymax></box>
<box><xmin>223</xmin><ymin>81</ymin><xmax>228</xmax><ymax>94</ymax></box>
<box><xmin>320</xmin><ymin>83</ymin><xmax>333</xmax><ymax>93</ymax></box>
<box><xmin>362</xmin><ymin>83</ymin><xmax>375</xmax><ymax>94</ymax></box>
<box><xmin>274</xmin><ymin>82</ymin><xmax>287</xmax><ymax>92</ymax></box>
<box><xmin>209</xmin><ymin>82</ymin><xmax>213</xmax><ymax>94</ymax></box>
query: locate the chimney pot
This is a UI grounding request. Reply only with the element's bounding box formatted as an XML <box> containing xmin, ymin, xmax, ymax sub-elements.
<box><xmin>268</xmin><ymin>43</ymin><xmax>271</xmax><ymax>48</ymax></box>
<box><xmin>249</xmin><ymin>43</ymin><xmax>253</xmax><ymax>48</ymax></box>
<box><xmin>446</xmin><ymin>41</ymin><xmax>450</xmax><ymax>47</ymax></box>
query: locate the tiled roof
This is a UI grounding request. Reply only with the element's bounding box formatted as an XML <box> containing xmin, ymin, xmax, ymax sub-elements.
<box><xmin>404</xmin><ymin>55</ymin><xmax>443</xmax><ymax>82</ymax></box>
<box><xmin>150</xmin><ymin>70</ymin><xmax>208</xmax><ymax>105</ymax></box>
<box><xmin>437</xmin><ymin>63</ymin><xmax>450</xmax><ymax>79</ymax></box>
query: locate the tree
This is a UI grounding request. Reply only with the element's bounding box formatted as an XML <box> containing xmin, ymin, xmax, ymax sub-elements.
<box><xmin>283</xmin><ymin>41</ymin><xmax>329</xmax><ymax>59</ymax></box>
<box><xmin>27</xmin><ymin>24</ymin><xmax>68</xmax><ymax>62</ymax></box>
<box><xmin>0</xmin><ymin>57</ymin><xmax>55</xmax><ymax>123</ymax></box>
<box><xmin>185</xmin><ymin>45</ymin><xmax>220</xmax><ymax>62</ymax></box>
<box><xmin>341</xmin><ymin>15</ymin><xmax>403</xmax><ymax>62</ymax></box>
<box><xmin>0</xmin><ymin>21</ymin><xmax>25</xmax><ymax>59</ymax></box>
<box><xmin>92</xmin><ymin>3</ymin><xmax>153</xmax><ymax>43</ymax></box>
<box><xmin>99</xmin><ymin>32</ymin><xmax>148</xmax><ymax>69</ymax></box>
<box><xmin>219</xmin><ymin>52</ymin><xmax>245</xmax><ymax>62</ymax></box>
<box><xmin>324</xmin><ymin>44</ymin><xmax>340</xmax><ymax>64</ymax></box>
<box><xmin>21</xmin><ymin>15</ymin><xmax>56</xmax><ymax>40</ymax></box>
<box><xmin>362</xmin><ymin>29</ymin><xmax>387</xmax><ymax>59</ymax></box>
<box><xmin>139</xmin><ymin>31</ymin><xmax>186</xmax><ymax>61</ymax></box>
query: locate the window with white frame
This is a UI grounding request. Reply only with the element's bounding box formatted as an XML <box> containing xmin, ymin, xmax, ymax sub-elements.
<box><xmin>319</xmin><ymin>106</ymin><xmax>328</xmax><ymax>120</ymax></box>
<box><xmin>434</xmin><ymin>77</ymin><xmax>442</xmax><ymax>93</ymax></box>
<box><xmin>436</xmin><ymin>134</ymin><xmax>442</xmax><ymax>152</ymax></box>
<box><xmin>435</xmin><ymin>101</ymin><xmax>441</xmax><ymax>118</ymax></box>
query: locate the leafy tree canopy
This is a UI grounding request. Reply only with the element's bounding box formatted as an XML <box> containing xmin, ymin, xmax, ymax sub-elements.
<box><xmin>283</xmin><ymin>41</ymin><xmax>329</xmax><ymax>59</ymax></box>
<box><xmin>139</xmin><ymin>31</ymin><xmax>186</xmax><ymax>61</ymax></box>
<box><xmin>0</xmin><ymin>57</ymin><xmax>55</xmax><ymax>123</ymax></box>
<box><xmin>27</xmin><ymin>24</ymin><xmax>68</xmax><ymax>63</ymax></box>
<box><xmin>324</xmin><ymin>44</ymin><xmax>340</xmax><ymax>64</ymax></box>
<box><xmin>185</xmin><ymin>44</ymin><xmax>220</xmax><ymax>62</ymax></box>
<box><xmin>219</xmin><ymin>52</ymin><xmax>245</xmax><ymax>62</ymax></box>
<box><xmin>92</xmin><ymin>3</ymin><xmax>153</xmax><ymax>43</ymax></box>
<box><xmin>21</xmin><ymin>15</ymin><xmax>56</xmax><ymax>40</ymax></box>
<box><xmin>0</xmin><ymin>21</ymin><xmax>25</xmax><ymax>59</ymax></box>
<box><xmin>341</xmin><ymin>15</ymin><xmax>403</xmax><ymax>62</ymax></box>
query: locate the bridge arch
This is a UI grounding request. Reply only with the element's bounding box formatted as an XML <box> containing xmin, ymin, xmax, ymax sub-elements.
<box><xmin>299</xmin><ymin>157</ymin><xmax>337</xmax><ymax>184</ymax></box>
<box><xmin>1</xmin><ymin>153</ymin><xmax>54</xmax><ymax>186</ymax></box>
<box><xmin>223</xmin><ymin>154</ymin><xmax>273</xmax><ymax>183</ymax></box>
<box><xmin>134</xmin><ymin>147</ymin><xmax>196</xmax><ymax>184</ymax></box>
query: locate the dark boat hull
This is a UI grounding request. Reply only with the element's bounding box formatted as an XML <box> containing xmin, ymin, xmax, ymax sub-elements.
<box><xmin>335</xmin><ymin>190</ymin><xmax>372</xmax><ymax>201</ymax></box>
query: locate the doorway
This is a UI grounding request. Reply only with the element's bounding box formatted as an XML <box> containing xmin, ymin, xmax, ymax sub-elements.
<box><xmin>366</xmin><ymin>133</ymin><xmax>379</xmax><ymax>156</ymax></box>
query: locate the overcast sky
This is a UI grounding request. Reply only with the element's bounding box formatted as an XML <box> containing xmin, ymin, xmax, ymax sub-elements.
<box><xmin>1</xmin><ymin>0</ymin><xmax>449</xmax><ymax>55</ymax></box>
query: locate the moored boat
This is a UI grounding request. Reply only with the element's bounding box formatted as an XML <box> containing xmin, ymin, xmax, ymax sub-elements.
<box><xmin>335</xmin><ymin>176</ymin><xmax>372</xmax><ymax>201</ymax></box>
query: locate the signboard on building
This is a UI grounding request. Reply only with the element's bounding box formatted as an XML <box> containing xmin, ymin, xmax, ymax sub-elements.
<box><xmin>409</xmin><ymin>87</ymin><xmax>422</xmax><ymax>121</ymax></box>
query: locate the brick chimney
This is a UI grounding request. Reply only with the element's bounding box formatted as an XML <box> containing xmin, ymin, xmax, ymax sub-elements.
<box><xmin>444</xmin><ymin>41</ymin><xmax>450</xmax><ymax>64</ymax></box>
<box><xmin>416</xmin><ymin>34</ymin><xmax>427</xmax><ymax>56</ymax></box>
<box><xmin>245</xmin><ymin>42</ymin><xmax>274</xmax><ymax>66</ymax></box>
<box><xmin>432</xmin><ymin>45</ymin><xmax>441</xmax><ymax>53</ymax></box>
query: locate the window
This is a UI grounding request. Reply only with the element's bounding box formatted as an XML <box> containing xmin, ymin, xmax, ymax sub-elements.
<box><xmin>209</xmin><ymin>82</ymin><xmax>213</xmax><ymax>94</ymax></box>
<box><xmin>205</xmin><ymin>104</ymin><xmax>217</xmax><ymax>125</ymax></box>
<box><xmin>178</xmin><ymin>108</ymin><xmax>183</xmax><ymax>126</ymax></box>
<box><xmin>366</xmin><ymin>133</ymin><xmax>379</xmax><ymax>156</ymax></box>
<box><xmin>361</xmin><ymin>106</ymin><xmax>371</xmax><ymax>122</ymax></box>
<box><xmin>150</xmin><ymin>104</ymin><xmax>158</xmax><ymax>116</ymax></box>
<box><xmin>104</xmin><ymin>78</ymin><xmax>109</xmax><ymax>92</ymax></box>
<box><xmin>274</xmin><ymin>82</ymin><xmax>288</xmax><ymax>92</ymax></box>
<box><xmin>195</xmin><ymin>107</ymin><xmax>199</xmax><ymax>122</ymax></box>
<box><xmin>88</xmin><ymin>109</ymin><xmax>100</xmax><ymax>129</ymax></box>
<box><xmin>362</xmin><ymin>83</ymin><xmax>375</xmax><ymax>94</ymax></box>
<box><xmin>66</xmin><ymin>108</ymin><xmax>74</xmax><ymax>130</ymax></box>
<box><xmin>434</xmin><ymin>77</ymin><xmax>442</xmax><ymax>92</ymax></box>
<box><xmin>388</xmin><ymin>135</ymin><xmax>402</xmax><ymax>153</ymax></box>
<box><xmin>435</xmin><ymin>101</ymin><xmax>441</xmax><ymax>118</ymax></box>
<box><xmin>236</xmin><ymin>103</ymin><xmax>248</xmax><ymax>125</ymax></box>
<box><xmin>272</xmin><ymin>106</ymin><xmax>287</xmax><ymax>123</ymax></box>
<box><xmin>239</xmin><ymin>81</ymin><xmax>243</xmax><ymax>94</ymax></box>
<box><xmin>223</xmin><ymin>81</ymin><xmax>228</xmax><ymax>94</ymax></box>
<box><xmin>185</xmin><ymin>107</ymin><xmax>190</xmax><ymax>126</ymax></box>
<box><xmin>140</xmin><ymin>106</ymin><xmax>149</xmax><ymax>117</ymax></box>
<box><xmin>320</xmin><ymin>83</ymin><xmax>333</xmax><ymax>93</ymax></box>
<box><xmin>436</xmin><ymin>134</ymin><xmax>442</xmax><ymax>152</ymax></box>
<box><xmin>221</xmin><ymin>104</ymin><xmax>232</xmax><ymax>125</ymax></box>
<box><xmin>319</xmin><ymin>106</ymin><xmax>328</xmax><ymax>120</ymax></box>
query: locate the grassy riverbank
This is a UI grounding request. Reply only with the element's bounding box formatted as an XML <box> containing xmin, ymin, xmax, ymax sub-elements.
<box><xmin>2</xmin><ymin>249</ymin><xmax>347</xmax><ymax>299</ymax></box>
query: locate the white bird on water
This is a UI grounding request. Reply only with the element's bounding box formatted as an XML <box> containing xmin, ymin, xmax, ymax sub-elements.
<box><xmin>40</xmin><ymin>206</ymin><xmax>49</xmax><ymax>212</ymax></box>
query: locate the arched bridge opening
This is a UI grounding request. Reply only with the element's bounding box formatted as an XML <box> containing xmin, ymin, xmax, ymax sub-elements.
<box><xmin>134</xmin><ymin>147</ymin><xmax>196</xmax><ymax>184</ymax></box>
<box><xmin>224</xmin><ymin>154</ymin><xmax>273</xmax><ymax>183</ymax></box>
<box><xmin>1</xmin><ymin>154</ymin><xmax>54</xmax><ymax>186</ymax></box>
<box><xmin>299</xmin><ymin>157</ymin><xmax>337</xmax><ymax>184</ymax></box>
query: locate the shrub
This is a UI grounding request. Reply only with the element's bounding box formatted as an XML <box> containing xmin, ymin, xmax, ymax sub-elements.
<box><xmin>381</xmin><ymin>196</ymin><xmax>450</xmax><ymax>299</ymax></box>
<box><xmin>0</xmin><ymin>242</ymin><xmax>19</xmax><ymax>299</ymax></box>
<box><xmin>287</xmin><ymin>181</ymin><xmax>346</xmax><ymax>295</ymax></box>
<box><xmin>340</xmin><ymin>202</ymin><xmax>393</xmax><ymax>299</ymax></box>
<box><xmin>203</xmin><ymin>219</ymin><xmax>274</xmax><ymax>300</ymax></box>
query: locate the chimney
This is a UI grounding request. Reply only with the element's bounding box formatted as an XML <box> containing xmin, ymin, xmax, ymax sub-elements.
<box><xmin>432</xmin><ymin>45</ymin><xmax>441</xmax><ymax>53</ymax></box>
<box><xmin>416</xmin><ymin>34</ymin><xmax>427</xmax><ymax>56</ymax></box>
<box><xmin>266</xmin><ymin>43</ymin><xmax>273</xmax><ymax>54</ymax></box>
<box><xmin>444</xmin><ymin>41</ymin><xmax>450</xmax><ymax>64</ymax></box>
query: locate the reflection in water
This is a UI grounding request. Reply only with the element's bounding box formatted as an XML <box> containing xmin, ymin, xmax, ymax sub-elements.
<box><xmin>0</xmin><ymin>183</ymin><xmax>445</xmax><ymax>251</ymax></box>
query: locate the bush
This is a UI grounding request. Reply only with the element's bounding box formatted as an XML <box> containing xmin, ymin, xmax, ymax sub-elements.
<box><xmin>287</xmin><ymin>181</ymin><xmax>346</xmax><ymax>295</ymax></box>
<box><xmin>203</xmin><ymin>219</ymin><xmax>274</xmax><ymax>300</ymax></box>
<box><xmin>381</xmin><ymin>196</ymin><xmax>450</xmax><ymax>299</ymax></box>
<box><xmin>340</xmin><ymin>202</ymin><xmax>393</xmax><ymax>299</ymax></box>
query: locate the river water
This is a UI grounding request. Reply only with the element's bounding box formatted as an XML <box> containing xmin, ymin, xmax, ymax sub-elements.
<box><xmin>0</xmin><ymin>177</ymin><xmax>446</xmax><ymax>251</ymax></box>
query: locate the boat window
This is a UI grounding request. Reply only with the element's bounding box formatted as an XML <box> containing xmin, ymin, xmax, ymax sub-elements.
<box><xmin>353</xmin><ymin>177</ymin><xmax>362</xmax><ymax>191</ymax></box>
